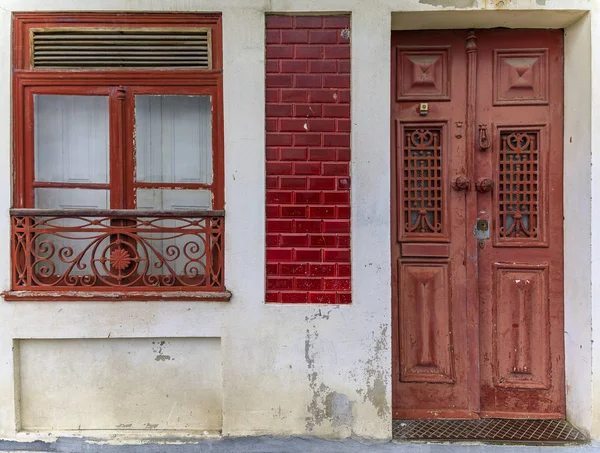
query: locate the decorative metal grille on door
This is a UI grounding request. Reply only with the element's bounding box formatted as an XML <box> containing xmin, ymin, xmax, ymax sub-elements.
<box><xmin>497</xmin><ymin>130</ymin><xmax>540</xmax><ymax>241</ymax></box>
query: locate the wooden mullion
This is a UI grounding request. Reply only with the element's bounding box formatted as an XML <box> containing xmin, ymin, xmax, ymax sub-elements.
<box><xmin>109</xmin><ymin>85</ymin><xmax>127</xmax><ymax>209</ymax></box>
<box><xmin>124</xmin><ymin>87</ymin><xmax>136</xmax><ymax>209</ymax></box>
<box><xmin>107</xmin><ymin>86</ymin><xmax>134</xmax><ymax>282</ymax></box>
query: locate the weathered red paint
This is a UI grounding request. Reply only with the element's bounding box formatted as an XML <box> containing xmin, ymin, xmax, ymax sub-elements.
<box><xmin>391</xmin><ymin>29</ymin><xmax>564</xmax><ymax>418</ymax></box>
<box><xmin>476</xmin><ymin>29</ymin><xmax>564</xmax><ymax>419</ymax></box>
<box><xmin>10</xmin><ymin>13</ymin><xmax>225</xmax><ymax>299</ymax></box>
<box><xmin>265</xmin><ymin>15</ymin><xmax>351</xmax><ymax>304</ymax></box>
<box><xmin>12</xmin><ymin>13</ymin><xmax>224</xmax><ymax>211</ymax></box>
<box><xmin>7</xmin><ymin>209</ymin><xmax>225</xmax><ymax>298</ymax></box>
<box><xmin>392</xmin><ymin>30</ymin><xmax>472</xmax><ymax>419</ymax></box>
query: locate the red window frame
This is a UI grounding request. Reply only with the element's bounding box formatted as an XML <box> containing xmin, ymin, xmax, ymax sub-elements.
<box><xmin>8</xmin><ymin>13</ymin><xmax>226</xmax><ymax>300</ymax></box>
<box><xmin>12</xmin><ymin>13</ymin><xmax>224</xmax><ymax>210</ymax></box>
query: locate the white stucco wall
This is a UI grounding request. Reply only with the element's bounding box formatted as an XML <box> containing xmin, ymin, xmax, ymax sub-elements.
<box><xmin>564</xmin><ymin>10</ymin><xmax>592</xmax><ymax>435</ymax></box>
<box><xmin>588</xmin><ymin>0</ymin><xmax>600</xmax><ymax>441</ymax></box>
<box><xmin>0</xmin><ymin>0</ymin><xmax>595</xmax><ymax>443</ymax></box>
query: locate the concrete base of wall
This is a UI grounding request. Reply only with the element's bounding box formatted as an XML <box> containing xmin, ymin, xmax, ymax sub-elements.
<box><xmin>0</xmin><ymin>436</ymin><xmax>597</xmax><ymax>453</ymax></box>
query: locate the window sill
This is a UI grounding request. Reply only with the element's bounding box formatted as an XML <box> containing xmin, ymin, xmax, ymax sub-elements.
<box><xmin>2</xmin><ymin>290</ymin><xmax>232</xmax><ymax>302</ymax></box>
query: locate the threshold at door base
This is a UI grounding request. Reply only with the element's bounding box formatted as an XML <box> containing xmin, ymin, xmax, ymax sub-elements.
<box><xmin>393</xmin><ymin>418</ymin><xmax>587</xmax><ymax>444</ymax></box>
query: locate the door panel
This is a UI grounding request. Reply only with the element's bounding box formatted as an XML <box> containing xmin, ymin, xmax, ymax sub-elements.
<box><xmin>392</xmin><ymin>29</ymin><xmax>564</xmax><ymax>419</ymax></box>
<box><xmin>392</xmin><ymin>31</ymin><xmax>472</xmax><ymax>419</ymax></box>
<box><xmin>493</xmin><ymin>264</ymin><xmax>550</xmax><ymax>391</ymax></box>
<box><xmin>399</xmin><ymin>262</ymin><xmax>454</xmax><ymax>384</ymax></box>
<box><xmin>476</xmin><ymin>29</ymin><xmax>564</xmax><ymax>418</ymax></box>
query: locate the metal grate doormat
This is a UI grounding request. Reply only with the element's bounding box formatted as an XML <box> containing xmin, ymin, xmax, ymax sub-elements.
<box><xmin>393</xmin><ymin>418</ymin><xmax>588</xmax><ymax>444</ymax></box>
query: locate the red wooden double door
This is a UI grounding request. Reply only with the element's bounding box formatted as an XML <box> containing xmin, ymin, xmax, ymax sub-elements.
<box><xmin>391</xmin><ymin>29</ymin><xmax>564</xmax><ymax>419</ymax></box>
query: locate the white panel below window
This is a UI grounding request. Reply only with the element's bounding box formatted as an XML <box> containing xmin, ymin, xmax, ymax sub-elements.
<box><xmin>17</xmin><ymin>338</ymin><xmax>223</xmax><ymax>431</ymax></box>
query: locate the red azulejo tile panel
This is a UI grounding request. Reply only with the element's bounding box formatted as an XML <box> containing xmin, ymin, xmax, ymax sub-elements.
<box><xmin>265</xmin><ymin>15</ymin><xmax>351</xmax><ymax>304</ymax></box>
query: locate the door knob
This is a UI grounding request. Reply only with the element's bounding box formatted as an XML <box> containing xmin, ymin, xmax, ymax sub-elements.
<box><xmin>476</xmin><ymin>178</ymin><xmax>494</xmax><ymax>193</ymax></box>
<box><xmin>452</xmin><ymin>175</ymin><xmax>470</xmax><ymax>191</ymax></box>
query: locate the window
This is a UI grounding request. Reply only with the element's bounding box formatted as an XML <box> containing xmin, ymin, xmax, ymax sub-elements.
<box><xmin>8</xmin><ymin>13</ymin><xmax>226</xmax><ymax>300</ymax></box>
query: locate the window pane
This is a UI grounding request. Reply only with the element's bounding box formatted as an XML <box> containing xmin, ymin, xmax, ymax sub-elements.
<box><xmin>34</xmin><ymin>188</ymin><xmax>109</xmax><ymax>209</ymax></box>
<box><xmin>136</xmin><ymin>188</ymin><xmax>212</xmax><ymax>211</ymax></box>
<box><xmin>34</xmin><ymin>95</ymin><xmax>109</xmax><ymax>184</ymax></box>
<box><xmin>135</xmin><ymin>95</ymin><xmax>213</xmax><ymax>184</ymax></box>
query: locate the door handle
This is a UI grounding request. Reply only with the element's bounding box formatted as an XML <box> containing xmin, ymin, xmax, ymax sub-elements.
<box><xmin>452</xmin><ymin>175</ymin><xmax>470</xmax><ymax>191</ymax></box>
<box><xmin>476</xmin><ymin>178</ymin><xmax>494</xmax><ymax>193</ymax></box>
<box><xmin>479</xmin><ymin>124</ymin><xmax>491</xmax><ymax>150</ymax></box>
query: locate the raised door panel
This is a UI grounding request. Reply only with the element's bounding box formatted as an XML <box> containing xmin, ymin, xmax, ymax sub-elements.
<box><xmin>396</xmin><ymin>47</ymin><xmax>450</xmax><ymax>101</ymax></box>
<box><xmin>399</xmin><ymin>263</ymin><xmax>454</xmax><ymax>384</ymax></box>
<box><xmin>493</xmin><ymin>49</ymin><xmax>549</xmax><ymax>106</ymax></box>
<box><xmin>493</xmin><ymin>264</ymin><xmax>550</xmax><ymax>390</ymax></box>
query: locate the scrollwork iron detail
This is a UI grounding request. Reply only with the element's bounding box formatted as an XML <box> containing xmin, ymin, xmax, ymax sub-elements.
<box><xmin>11</xmin><ymin>213</ymin><xmax>224</xmax><ymax>291</ymax></box>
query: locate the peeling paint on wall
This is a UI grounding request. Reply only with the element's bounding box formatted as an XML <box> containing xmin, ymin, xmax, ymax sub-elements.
<box><xmin>305</xmin><ymin>328</ymin><xmax>331</xmax><ymax>430</ymax></box>
<box><xmin>305</xmin><ymin>308</ymin><xmax>334</xmax><ymax>322</ymax></box>
<box><xmin>152</xmin><ymin>340</ymin><xmax>174</xmax><ymax>362</ymax></box>
<box><xmin>419</xmin><ymin>0</ymin><xmax>477</xmax><ymax>8</ymax></box>
<box><xmin>483</xmin><ymin>0</ymin><xmax>513</xmax><ymax>7</ymax></box>
<box><xmin>303</xmin><ymin>308</ymin><xmax>356</xmax><ymax>434</ymax></box>
<box><xmin>351</xmin><ymin>324</ymin><xmax>390</xmax><ymax>419</ymax></box>
<box><xmin>325</xmin><ymin>392</ymin><xmax>355</xmax><ymax>429</ymax></box>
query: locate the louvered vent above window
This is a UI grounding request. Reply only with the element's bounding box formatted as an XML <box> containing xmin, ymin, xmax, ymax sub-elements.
<box><xmin>30</xmin><ymin>28</ymin><xmax>211</xmax><ymax>69</ymax></box>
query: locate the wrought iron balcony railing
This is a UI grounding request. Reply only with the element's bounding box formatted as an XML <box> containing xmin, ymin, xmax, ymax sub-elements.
<box><xmin>8</xmin><ymin>209</ymin><xmax>225</xmax><ymax>300</ymax></box>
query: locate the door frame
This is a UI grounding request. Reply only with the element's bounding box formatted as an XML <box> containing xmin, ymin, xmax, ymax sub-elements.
<box><xmin>389</xmin><ymin>9</ymin><xmax>592</xmax><ymax>433</ymax></box>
